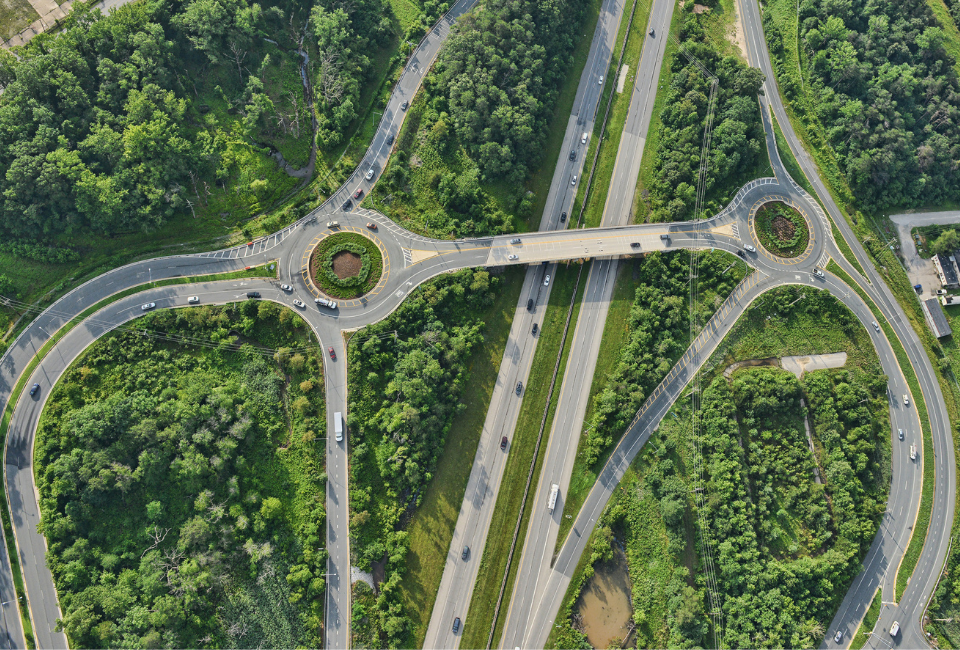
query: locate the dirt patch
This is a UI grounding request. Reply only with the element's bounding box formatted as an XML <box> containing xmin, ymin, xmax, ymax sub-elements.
<box><xmin>728</xmin><ymin>0</ymin><xmax>749</xmax><ymax>61</ymax></box>
<box><xmin>332</xmin><ymin>250</ymin><xmax>362</xmax><ymax>279</ymax></box>
<box><xmin>576</xmin><ymin>547</ymin><xmax>633</xmax><ymax>648</ymax></box>
<box><xmin>771</xmin><ymin>214</ymin><xmax>796</xmax><ymax>241</ymax></box>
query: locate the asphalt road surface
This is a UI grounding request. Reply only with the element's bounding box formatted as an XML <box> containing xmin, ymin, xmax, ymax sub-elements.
<box><xmin>890</xmin><ymin>210</ymin><xmax>960</xmax><ymax>295</ymax></box>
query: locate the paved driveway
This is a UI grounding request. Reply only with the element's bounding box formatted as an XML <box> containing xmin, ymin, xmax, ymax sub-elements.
<box><xmin>890</xmin><ymin>211</ymin><xmax>960</xmax><ymax>296</ymax></box>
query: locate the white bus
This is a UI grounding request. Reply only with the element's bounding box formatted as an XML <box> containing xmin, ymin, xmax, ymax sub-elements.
<box><xmin>334</xmin><ymin>412</ymin><xmax>344</xmax><ymax>442</ymax></box>
<box><xmin>548</xmin><ymin>484</ymin><xmax>559</xmax><ymax>512</ymax></box>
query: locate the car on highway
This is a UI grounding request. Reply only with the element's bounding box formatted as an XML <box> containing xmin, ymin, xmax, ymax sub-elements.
<box><xmin>560</xmin><ymin>211</ymin><xmax>566</xmax><ymax>222</ymax></box>
<box><xmin>630</xmin><ymin>242</ymin><xmax>641</xmax><ymax>248</ymax></box>
<box><xmin>569</xmin><ymin>150</ymin><xmax>576</xmax><ymax>161</ymax></box>
<box><xmin>571</xmin><ymin>174</ymin><xmax>577</xmax><ymax>186</ymax></box>
<box><xmin>501</xmin><ymin>436</ymin><xmax>508</xmax><ymax>451</ymax></box>
<box><xmin>649</xmin><ymin>28</ymin><xmax>655</xmax><ymax>36</ymax></box>
<box><xmin>511</xmin><ymin>237</ymin><xmax>522</xmax><ymax>244</ymax></box>
<box><xmin>187</xmin><ymin>296</ymin><xmax>199</xmax><ymax>304</ymax></box>
<box><xmin>508</xmin><ymin>254</ymin><xmax>518</xmax><ymax>261</ymax></box>
<box><xmin>366</xmin><ymin>168</ymin><xmax>375</xmax><ymax>180</ymax></box>
<box><xmin>328</xmin><ymin>347</ymin><xmax>336</xmax><ymax>360</ymax></box>
<box><xmin>452</xmin><ymin>617</ymin><xmax>461</xmax><ymax>634</ymax></box>
<box><xmin>141</xmin><ymin>302</ymin><xmax>156</xmax><ymax>311</ymax></box>
<box><xmin>516</xmin><ymin>381</ymin><xmax>523</xmax><ymax>396</ymax></box>
<box><xmin>872</xmin><ymin>321</ymin><xmax>880</xmax><ymax>332</ymax></box>
<box><xmin>386</xmin><ymin>133</ymin><xmax>395</xmax><ymax>145</ymax></box>
<box><xmin>29</xmin><ymin>383</ymin><xmax>39</xmax><ymax>396</ymax></box>
<box><xmin>543</xmin><ymin>274</ymin><xmax>550</xmax><ymax>286</ymax></box>
<box><xmin>899</xmin><ymin>428</ymin><xmax>904</xmax><ymax>440</ymax></box>
<box><xmin>744</xmin><ymin>244</ymin><xmax>757</xmax><ymax>252</ymax></box>
<box><xmin>598</xmin><ymin>75</ymin><xmax>603</xmax><ymax>85</ymax></box>
<box><xmin>813</xmin><ymin>267</ymin><xmax>825</xmax><ymax>278</ymax></box>
<box><xmin>342</xmin><ymin>199</ymin><xmax>352</xmax><ymax>211</ymax></box>
<box><xmin>461</xmin><ymin>546</ymin><xmax>469</xmax><ymax>560</ymax></box>
<box><xmin>293</xmin><ymin>299</ymin><xmax>305</xmax><ymax>308</ymax></box>
<box><xmin>834</xmin><ymin>630</ymin><xmax>842</xmax><ymax>643</ymax></box>
<box><xmin>737</xmin><ymin>249</ymin><xmax>745</xmax><ymax>258</ymax></box>
<box><xmin>281</xmin><ymin>284</ymin><xmax>293</xmax><ymax>291</ymax></box>
<box><xmin>660</xmin><ymin>234</ymin><xmax>670</xmax><ymax>241</ymax></box>
<box><xmin>904</xmin><ymin>394</ymin><xmax>910</xmax><ymax>406</ymax></box>
<box><xmin>400</xmin><ymin>100</ymin><xmax>409</xmax><ymax>111</ymax></box>
<box><xmin>532</xmin><ymin>322</ymin><xmax>538</xmax><ymax>336</ymax></box>
<box><xmin>367</xmin><ymin>222</ymin><xmax>377</xmax><ymax>230</ymax></box>
<box><xmin>890</xmin><ymin>621</ymin><xmax>900</xmax><ymax>637</ymax></box>
<box><xmin>353</xmin><ymin>188</ymin><xmax>363</xmax><ymax>199</ymax></box>
<box><xmin>327</xmin><ymin>220</ymin><xmax>340</xmax><ymax>228</ymax></box>
<box><xmin>527</xmin><ymin>298</ymin><xmax>534</xmax><ymax>311</ymax></box>
<box><xmin>246</xmin><ymin>292</ymin><xmax>260</xmax><ymax>299</ymax></box>
<box><xmin>581</xmin><ymin>132</ymin><xmax>588</xmax><ymax>144</ymax></box>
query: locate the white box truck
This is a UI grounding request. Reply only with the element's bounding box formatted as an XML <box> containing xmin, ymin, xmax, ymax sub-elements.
<box><xmin>548</xmin><ymin>484</ymin><xmax>559</xmax><ymax>512</ymax></box>
<box><xmin>335</xmin><ymin>412</ymin><xmax>344</xmax><ymax>442</ymax></box>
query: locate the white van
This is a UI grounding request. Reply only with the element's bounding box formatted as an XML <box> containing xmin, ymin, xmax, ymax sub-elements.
<box><xmin>890</xmin><ymin>621</ymin><xmax>900</xmax><ymax>637</ymax></box>
<box><xmin>581</xmin><ymin>132</ymin><xmax>588</xmax><ymax>145</ymax></box>
<box><xmin>334</xmin><ymin>412</ymin><xmax>344</xmax><ymax>442</ymax></box>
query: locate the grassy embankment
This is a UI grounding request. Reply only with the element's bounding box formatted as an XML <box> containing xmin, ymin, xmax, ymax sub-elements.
<box><xmin>461</xmin><ymin>261</ymin><xmax>588</xmax><ymax>649</ymax></box>
<box><xmin>0</xmin><ymin>262</ymin><xmax>276</xmax><ymax>646</ymax></box>
<box><xmin>394</xmin><ymin>266</ymin><xmax>524</xmax><ymax>647</ymax></box>
<box><xmin>765</xmin><ymin>0</ymin><xmax>960</xmax><ymax>607</ymax></box>
<box><xmin>851</xmin><ymin>588</ymin><xmax>882</xmax><ymax>650</ymax></box>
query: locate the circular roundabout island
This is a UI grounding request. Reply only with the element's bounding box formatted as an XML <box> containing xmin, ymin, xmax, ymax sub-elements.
<box><xmin>754</xmin><ymin>201</ymin><xmax>810</xmax><ymax>258</ymax></box>
<box><xmin>309</xmin><ymin>232</ymin><xmax>384</xmax><ymax>299</ymax></box>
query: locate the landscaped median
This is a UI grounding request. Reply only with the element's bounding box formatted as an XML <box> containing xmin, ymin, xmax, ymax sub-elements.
<box><xmin>309</xmin><ymin>232</ymin><xmax>383</xmax><ymax>299</ymax></box>
<box><xmin>0</xmin><ymin>261</ymin><xmax>277</xmax><ymax>647</ymax></box>
<box><xmin>754</xmin><ymin>200</ymin><xmax>810</xmax><ymax>258</ymax></box>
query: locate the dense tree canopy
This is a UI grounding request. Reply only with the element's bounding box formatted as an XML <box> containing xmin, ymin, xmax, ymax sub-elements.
<box><xmin>649</xmin><ymin>3</ymin><xmax>766</xmax><ymax>222</ymax></box>
<box><xmin>36</xmin><ymin>302</ymin><xmax>327</xmax><ymax>648</ymax></box>
<box><xmin>768</xmin><ymin>0</ymin><xmax>960</xmax><ymax>210</ymax></box>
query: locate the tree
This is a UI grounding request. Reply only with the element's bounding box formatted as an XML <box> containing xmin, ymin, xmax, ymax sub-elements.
<box><xmin>931</xmin><ymin>229</ymin><xmax>959</xmax><ymax>255</ymax></box>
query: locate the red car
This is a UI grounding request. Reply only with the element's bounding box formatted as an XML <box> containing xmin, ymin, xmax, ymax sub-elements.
<box><xmin>328</xmin><ymin>347</ymin><xmax>336</xmax><ymax>360</ymax></box>
<box><xmin>353</xmin><ymin>188</ymin><xmax>363</xmax><ymax>199</ymax></box>
<box><xmin>366</xmin><ymin>222</ymin><xmax>377</xmax><ymax>230</ymax></box>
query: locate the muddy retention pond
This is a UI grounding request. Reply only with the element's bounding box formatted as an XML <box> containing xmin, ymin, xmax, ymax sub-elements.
<box><xmin>575</xmin><ymin>546</ymin><xmax>634</xmax><ymax>648</ymax></box>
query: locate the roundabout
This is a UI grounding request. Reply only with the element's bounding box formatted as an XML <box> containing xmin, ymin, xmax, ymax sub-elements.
<box><xmin>746</xmin><ymin>193</ymin><xmax>818</xmax><ymax>266</ymax></box>
<box><xmin>309</xmin><ymin>231</ymin><xmax>385</xmax><ymax>300</ymax></box>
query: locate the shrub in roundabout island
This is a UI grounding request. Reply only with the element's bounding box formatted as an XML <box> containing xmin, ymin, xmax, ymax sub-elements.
<box><xmin>755</xmin><ymin>202</ymin><xmax>809</xmax><ymax>258</ymax></box>
<box><xmin>310</xmin><ymin>233</ymin><xmax>383</xmax><ymax>299</ymax></box>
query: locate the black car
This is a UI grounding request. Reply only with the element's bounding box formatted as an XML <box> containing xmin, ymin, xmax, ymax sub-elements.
<box><xmin>560</xmin><ymin>212</ymin><xmax>566</xmax><ymax>222</ymax></box>
<box><xmin>736</xmin><ymin>249</ymin><xmax>745</xmax><ymax>258</ymax></box>
<box><xmin>630</xmin><ymin>242</ymin><xmax>641</xmax><ymax>248</ymax></box>
<box><xmin>461</xmin><ymin>546</ymin><xmax>469</xmax><ymax>560</ymax></box>
<box><xmin>516</xmin><ymin>381</ymin><xmax>523</xmax><ymax>396</ymax></box>
<box><xmin>386</xmin><ymin>133</ymin><xmax>395</xmax><ymax>145</ymax></box>
<box><xmin>452</xmin><ymin>617</ymin><xmax>461</xmax><ymax>634</ymax></box>
<box><xmin>29</xmin><ymin>383</ymin><xmax>39</xmax><ymax>397</ymax></box>
<box><xmin>532</xmin><ymin>322</ymin><xmax>539</xmax><ymax>336</ymax></box>
<box><xmin>246</xmin><ymin>292</ymin><xmax>261</xmax><ymax>299</ymax></box>
<box><xmin>342</xmin><ymin>199</ymin><xmax>352</xmax><ymax>211</ymax></box>
<box><xmin>569</xmin><ymin>150</ymin><xmax>576</xmax><ymax>161</ymax></box>
<box><xmin>500</xmin><ymin>436</ymin><xmax>508</xmax><ymax>451</ymax></box>
<box><xmin>527</xmin><ymin>298</ymin><xmax>534</xmax><ymax>311</ymax></box>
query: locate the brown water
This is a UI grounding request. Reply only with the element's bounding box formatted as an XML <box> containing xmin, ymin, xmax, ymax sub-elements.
<box><xmin>576</xmin><ymin>547</ymin><xmax>634</xmax><ymax>648</ymax></box>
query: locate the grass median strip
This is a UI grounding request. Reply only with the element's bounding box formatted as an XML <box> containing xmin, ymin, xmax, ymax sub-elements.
<box><xmin>461</xmin><ymin>261</ymin><xmax>587</xmax><ymax>649</ymax></box>
<box><xmin>827</xmin><ymin>261</ymin><xmax>935</xmax><ymax>600</ymax></box>
<box><xmin>0</xmin><ymin>261</ymin><xmax>276</xmax><ymax>647</ymax></box>
<box><xmin>851</xmin><ymin>587</ymin><xmax>882</xmax><ymax>650</ymax></box>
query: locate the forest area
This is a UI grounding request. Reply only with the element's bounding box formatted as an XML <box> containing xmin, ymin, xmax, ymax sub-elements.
<box><xmin>35</xmin><ymin>301</ymin><xmax>328</xmax><ymax>648</ymax></box>
<box><xmin>369</xmin><ymin>0</ymin><xmax>589</xmax><ymax>238</ymax></box>
<box><xmin>347</xmin><ymin>268</ymin><xmax>499</xmax><ymax>648</ymax></box>
<box><xmin>554</xmin><ymin>286</ymin><xmax>890</xmax><ymax>649</ymax></box>
<box><xmin>647</xmin><ymin>1</ymin><xmax>767</xmax><ymax>223</ymax></box>
<box><xmin>763</xmin><ymin>0</ymin><xmax>960</xmax><ymax>211</ymax></box>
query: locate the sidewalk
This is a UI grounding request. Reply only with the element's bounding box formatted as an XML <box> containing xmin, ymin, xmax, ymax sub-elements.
<box><xmin>3</xmin><ymin>0</ymin><xmax>131</xmax><ymax>49</ymax></box>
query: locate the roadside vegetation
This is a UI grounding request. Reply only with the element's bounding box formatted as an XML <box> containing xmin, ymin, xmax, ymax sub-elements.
<box><xmin>754</xmin><ymin>201</ymin><xmax>810</xmax><ymax>257</ymax></box>
<box><xmin>347</xmin><ymin>267</ymin><xmax>516</xmax><ymax>648</ymax></box>
<box><xmin>0</xmin><ymin>0</ymin><xmax>406</xmax><ymax>347</ymax></box>
<box><xmin>911</xmin><ymin>224</ymin><xmax>959</xmax><ymax>259</ymax></box>
<box><xmin>367</xmin><ymin>0</ymin><xmax>591</xmax><ymax>238</ymax></box>
<box><xmin>36</xmin><ymin>302</ymin><xmax>327</xmax><ymax>648</ymax></box>
<box><xmin>309</xmin><ymin>232</ymin><xmax>383</xmax><ymax>298</ymax></box>
<box><xmin>552</xmin><ymin>285</ymin><xmax>889</xmax><ymax>649</ymax></box>
<box><xmin>633</xmin><ymin>0</ymin><xmax>768</xmax><ymax>224</ymax></box>
<box><xmin>559</xmin><ymin>249</ymin><xmax>748</xmax><ymax>546</ymax></box>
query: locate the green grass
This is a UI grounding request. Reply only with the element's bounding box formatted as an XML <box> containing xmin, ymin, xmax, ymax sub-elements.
<box><xmin>927</xmin><ymin>0</ymin><xmax>960</xmax><ymax>77</ymax></box>
<box><xmin>851</xmin><ymin>588</ymin><xmax>882</xmax><ymax>650</ymax></box>
<box><xmin>573</xmin><ymin>0</ymin><xmax>654</xmax><ymax>229</ymax></box>
<box><xmin>0</xmin><ymin>0</ymin><xmax>37</xmax><ymax>41</ymax></box>
<box><xmin>310</xmin><ymin>232</ymin><xmax>383</xmax><ymax>298</ymax></box>
<box><xmin>461</xmin><ymin>261</ymin><xmax>588</xmax><ymax>649</ymax></box>
<box><xmin>755</xmin><ymin>201</ymin><xmax>810</xmax><ymax>258</ymax></box>
<box><xmin>827</xmin><ymin>261</ymin><xmax>936</xmax><ymax>600</ymax></box>
<box><xmin>397</xmin><ymin>266</ymin><xmax>525</xmax><ymax>648</ymax></box>
<box><xmin>388</xmin><ymin>0</ymin><xmax>423</xmax><ymax>34</ymax></box>
<box><xmin>911</xmin><ymin>224</ymin><xmax>959</xmax><ymax>260</ymax></box>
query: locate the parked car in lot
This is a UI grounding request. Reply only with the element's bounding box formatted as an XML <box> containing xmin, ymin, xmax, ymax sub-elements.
<box><xmin>293</xmin><ymin>299</ymin><xmax>305</xmax><ymax>308</ymax></box>
<box><xmin>938</xmin><ymin>288</ymin><xmax>948</xmax><ymax>295</ymax></box>
<box><xmin>141</xmin><ymin>302</ymin><xmax>156</xmax><ymax>311</ymax></box>
<box><xmin>187</xmin><ymin>296</ymin><xmax>199</xmax><ymax>304</ymax></box>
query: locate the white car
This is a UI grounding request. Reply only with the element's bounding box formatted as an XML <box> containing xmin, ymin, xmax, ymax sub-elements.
<box><xmin>543</xmin><ymin>274</ymin><xmax>551</xmax><ymax>287</ymax></box>
<box><xmin>280</xmin><ymin>284</ymin><xmax>293</xmax><ymax>292</ymax></box>
<box><xmin>508</xmin><ymin>254</ymin><xmax>518</xmax><ymax>261</ymax></box>
<box><xmin>293</xmin><ymin>299</ymin><xmax>305</xmax><ymax>309</ymax></box>
<box><xmin>187</xmin><ymin>296</ymin><xmax>199</xmax><ymax>304</ymax></box>
<box><xmin>744</xmin><ymin>244</ymin><xmax>757</xmax><ymax>252</ymax></box>
<box><xmin>366</xmin><ymin>168</ymin><xmax>375</xmax><ymax>180</ymax></box>
<box><xmin>599</xmin><ymin>75</ymin><xmax>604</xmax><ymax>85</ymax></box>
<box><xmin>571</xmin><ymin>175</ymin><xmax>577</xmax><ymax>186</ymax></box>
<box><xmin>813</xmin><ymin>267</ymin><xmax>825</xmax><ymax>278</ymax></box>
<box><xmin>141</xmin><ymin>302</ymin><xmax>156</xmax><ymax>311</ymax></box>
<box><xmin>581</xmin><ymin>132</ymin><xmax>588</xmax><ymax>144</ymax></box>
<box><xmin>903</xmin><ymin>394</ymin><xmax>909</xmax><ymax>406</ymax></box>
<box><xmin>938</xmin><ymin>288</ymin><xmax>948</xmax><ymax>296</ymax></box>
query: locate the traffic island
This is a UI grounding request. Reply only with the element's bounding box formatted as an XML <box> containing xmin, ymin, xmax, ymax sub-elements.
<box><xmin>754</xmin><ymin>201</ymin><xmax>810</xmax><ymax>258</ymax></box>
<box><xmin>309</xmin><ymin>232</ymin><xmax>384</xmax><ymax>299</ymax></box>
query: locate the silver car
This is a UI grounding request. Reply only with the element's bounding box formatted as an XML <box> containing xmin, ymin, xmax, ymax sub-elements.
<box><xmin>187</xmin><ymin>296</ymin><xmax>199</xmax><ymax>304</ymax></box>
<box><xmin>281</xmin><ymin>284</ymin><xmax>293</xmax><ymax>292</ymax></box>
<box><xmin>141</xmin><ymin>302</ymin><xmax>156</xmax><ymax>311</ymax></box>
